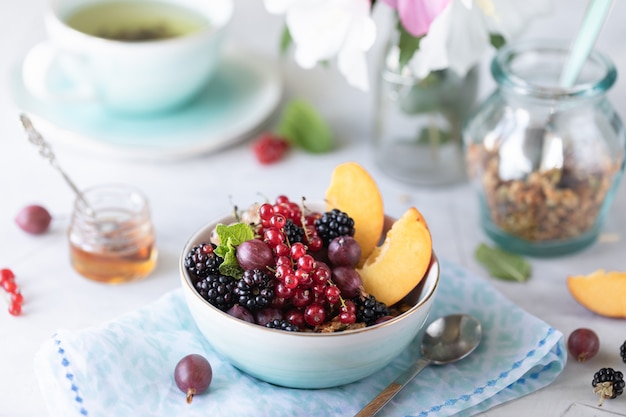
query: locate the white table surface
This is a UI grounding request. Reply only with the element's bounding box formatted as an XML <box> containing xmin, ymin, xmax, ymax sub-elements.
<box><xmin>2</xmin><ymin>1</ymin><xmax>626</xmax><ymax>416</ymax></box>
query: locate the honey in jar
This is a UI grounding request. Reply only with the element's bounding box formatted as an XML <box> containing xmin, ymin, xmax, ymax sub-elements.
<box><xmin>68</xmin><ymin>184</ymin><xmax>157</xmax><ymax>283</ymax></box>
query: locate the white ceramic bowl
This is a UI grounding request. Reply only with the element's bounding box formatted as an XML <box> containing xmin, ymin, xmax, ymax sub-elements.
<box><xmin>180</xmin><ymin>211</ymin><xmax>439</xmax><ymax>389</ymax></box>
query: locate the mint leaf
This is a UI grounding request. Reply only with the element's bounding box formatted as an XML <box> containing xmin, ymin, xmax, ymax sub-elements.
<box><xmin>214</xmin><ymin>223</ymin><xmax>254</xmax><ymax>252</ymax></box>
<box><xmin>220</xmin><ymin>252</ymin><xmax>243</xmax><ymax>279</ymax></box>
<box><xmin>214</xmin><ymin>223</ymin><xmax>255</xmax><ymax>279</ymax></box>
<box><xmin>474</xmin><ymin>243</ymin><xmax>531</xmax><ymax>282</ymax></box>
<box><xmin>276</xmin><ymin>99</ymin><xmax>334</xmax><ymax>153</ymax></box>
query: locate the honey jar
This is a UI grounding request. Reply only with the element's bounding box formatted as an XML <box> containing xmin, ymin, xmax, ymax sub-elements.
<box><xmin>68</xmin><ymin>184</ymin><xmax>157</xmax><ymax>283</ymax></box>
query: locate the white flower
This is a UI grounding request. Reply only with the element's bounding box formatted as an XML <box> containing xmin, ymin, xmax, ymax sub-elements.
<box><xmin>407</xmin><ymin>0</ymin><xmax>554</xmax><ymax>78</ymax></box>
<box><xmin>264</xmin><ymin>0</ymin><xmax>554</xmax><ymax>90</ymax></box>
<box><xmin>263</xmin><ymin>0</ymin><xmax>376</xmax><ymax>91</ymax></box>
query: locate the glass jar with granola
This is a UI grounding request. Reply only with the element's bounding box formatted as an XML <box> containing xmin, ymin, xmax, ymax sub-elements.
<box><xmin>463</xmin><ymin>40</ymin><xmax>625</xmax><ymax>256</ymax></box>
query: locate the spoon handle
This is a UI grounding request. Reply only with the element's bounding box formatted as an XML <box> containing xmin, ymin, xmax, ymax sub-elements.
<box><xmin>355</xmin><ymin>358</ymin><xmax>431</xmax><ymax>417</ymax></box>
<box><xmin>19</xmin><ymin>114</ymin><xmax>94</xmax><ymax>213</ymax></box>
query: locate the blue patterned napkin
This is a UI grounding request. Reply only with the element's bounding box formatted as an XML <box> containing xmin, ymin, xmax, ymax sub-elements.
<box><xmin>34</xmin><ymin>260</ymin><xmax>566</xmax><ymax>417</ymax></box>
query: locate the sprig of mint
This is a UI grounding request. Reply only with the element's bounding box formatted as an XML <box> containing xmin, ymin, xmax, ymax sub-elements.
<box><xmin>214</xmin><ymin>223</ymin><xmax>255</xmax><ymax>279</ymax></box>
<box><xmin>277</xmin><ymin>99</ymin><xmax>334</xmax><ymax>154</ymax></box>
<box><xmin>474</xmin><ymin>243</ymin><xmax>531</xmax><ymax>282</ymax></box>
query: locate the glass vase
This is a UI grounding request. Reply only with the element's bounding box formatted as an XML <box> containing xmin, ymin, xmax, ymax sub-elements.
<box><xmin>463</xmin><ymin>39</ymin><xmax>625</xmax><ymax>257</ymax></box>
<box><xmin>373</xmin><ymin>42</ymin><xmax>479</xmax><ymax>186</ymax></box>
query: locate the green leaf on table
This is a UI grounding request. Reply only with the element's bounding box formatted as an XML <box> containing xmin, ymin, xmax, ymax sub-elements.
<box><xmin>474</xmin><ymin>243</ymin><xmax>531</xmax><ymax>282</ymax></box>
<box><xmin>214</xmin><ymin>223</ymin><xmax>254</xmax><ymax>279</ymax></box>
<box><xmin>276</xmin><ymin>99</ymin><xmax>334</xmax><ymax>153</ymax></box>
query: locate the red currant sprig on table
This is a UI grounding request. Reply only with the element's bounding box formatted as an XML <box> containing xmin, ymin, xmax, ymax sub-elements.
<box><xmin>1</xmin><ymin>268</ymin><xmax>23</xmax><ymax>316</ymax></box>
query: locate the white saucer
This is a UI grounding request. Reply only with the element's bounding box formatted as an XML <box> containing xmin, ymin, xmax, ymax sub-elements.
<box><xmin>9</xmin><ymin>44</ymin><xmax>282</xmax><ymax>161</ymax></box>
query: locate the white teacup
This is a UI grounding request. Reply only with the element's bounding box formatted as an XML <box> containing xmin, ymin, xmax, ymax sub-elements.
<box><xmin>23</xmin><ymin>0</ymin><xmax>234</xmax><ymax>115</ymax></box>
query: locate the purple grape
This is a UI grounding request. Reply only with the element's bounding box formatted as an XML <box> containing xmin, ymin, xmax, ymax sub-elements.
<box><xmin>226</xmin><ymin>305</ymin><xmax>255</xmax><ymax>323</ymax></box>
<box><xmin>328</xmin><ymin>236</ymin><xmax>361</xmax><ymax>267</ymax></box>
<box><xmin>174</xmin><ymin>354</ymin><xmax>213</xmax><ymax>404</ymax></box>
<box><xmin>568</xmin><ymin>328</ymin><xmax>600</xmax><ymax>362</ymax></box>
<box><xmin>15</xmin><ymin>205</ymin><xmax>51</xmax><ymax>235</ymax></box>
<box><xmin>236</xmin><ymin>239</ymin><xmax>274</xmax><ymax>271</ymax></box>
<box><xmin>374</xmin><ymin>315</ymin><xmax>394</xmax><ymax>325</ymax></box>
<box><xmin>331</xmin><ymin>266</ymin><xmax>363</xmax><ymax>298</ymax></box>
<box><xmin>254</xmin><ymin>307</ymin><xmax>284</xmax><ymax>326</ymax></box>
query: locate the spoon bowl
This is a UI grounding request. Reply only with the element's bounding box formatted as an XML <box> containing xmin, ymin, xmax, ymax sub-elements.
<box><xmin>355</xmin><ymin>314</ymin><xmax>482</xmax><ymax>417</ymax></box>
<box><xmin>422</xmin><ymin>314</ymin><xmax>483</xmax><ymax>365</ymax></box>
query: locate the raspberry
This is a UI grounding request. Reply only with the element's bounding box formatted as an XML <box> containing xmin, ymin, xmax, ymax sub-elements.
<box><xmin>592</xmin><ymin>367</ymin><xmax>625</xmax><ymax>406</ymax></box>
<box><xmin>251</xmin><ymin>132</ymin><xmax>290</xmax><ymax>165</ymax></box>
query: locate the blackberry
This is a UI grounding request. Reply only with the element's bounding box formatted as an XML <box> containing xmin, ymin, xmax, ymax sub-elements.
<box><xmin>314</xmin><ymin>209</ymin><xmax>355</xmax><ymax>246</ymax></box>
<box><xmin>353</xmin><ymin>294</ymin><xmax>389</xmax><ymax>326</ymax></box>
<box><xmin>284</xmin><ymin>219</ymin><xmax>305</xmax><ymax>244</ymax></box>
<box><xmin>266</xmin><ymin>318</ymin><xmax>300</xmax><ymax>332</ymax></box>
<box><xmin>234</xmin><ymin>269</ymin><xmax>275</xmax><ymax>311</ymax></box>
<box><xmin>185</xmin><ymin>242</ymin><xmax>223</xmax><ymax>280</ymax></box>
<box><xmin>592</xmin><ymin>367</ymin><xmax>625</xmax><ymax>406</ymax></box>
<box><xmin>620</xmin><ymin>340</ymin><xmax>626</xmax><ymax>363</ymax></box>
<box><xmin>195</xmin><ymin>274</ymin><xmax>236</xmax><ymax>311</ymax></box>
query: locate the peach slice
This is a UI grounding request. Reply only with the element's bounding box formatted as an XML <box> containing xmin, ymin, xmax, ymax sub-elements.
<box><xmin>567</xmin><ymin>270</ymin><xmax>626</xmax><ymax>318</ymax></box>
<box><xmin>325</xmin><ymin>162</ymin><xmax>384</xmax><ymax>265</ymax></box>
<box><xmin>357</xmin><ymin>207</ymin><xmax>432</xmax><ymax>306</ymax></box>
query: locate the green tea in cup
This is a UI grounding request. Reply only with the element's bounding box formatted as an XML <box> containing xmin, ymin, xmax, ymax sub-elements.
<box><xmin>23</xmin><ymin>0</ymin><xmax>233</xmax><ymax>114</ymax></box>
<box><xmin>65</xmin><ymin>0</ymin><xmax>210</xmax><ymax>41</ymax></box>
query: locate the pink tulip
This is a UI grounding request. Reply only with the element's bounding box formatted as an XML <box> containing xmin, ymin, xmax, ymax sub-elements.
<box><xmin>382</xmin><ymin>0</ymin><xmax>451</xmax><ymax>37</ymax></box>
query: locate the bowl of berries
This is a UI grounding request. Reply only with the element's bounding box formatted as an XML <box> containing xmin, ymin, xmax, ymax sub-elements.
<box><xmin>179</xmin><ymin>163</ymin><xmax>439</xmax><ymax>388</ymax></box>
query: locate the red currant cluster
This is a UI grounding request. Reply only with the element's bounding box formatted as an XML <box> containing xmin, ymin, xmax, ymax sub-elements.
<box><xmin>255</xmin><ymin>196</ymin><xmax>359</xmax><ymax>328</ymax></box>
<box><xmin>1</xmin><ymin>268</ymin><xmax>23</xmax><ymax>316</ymax></box>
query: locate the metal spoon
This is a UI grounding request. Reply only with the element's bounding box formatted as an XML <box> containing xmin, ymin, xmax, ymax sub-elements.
<box><xmin>355</xmin><ymin>314</ymin><xmax>482</xmax><ymax>417</ymax></box>
<box><xmin>19</xmin><ymin>114</ymin><xmax>95</xmax><ymax>216</ymax></box>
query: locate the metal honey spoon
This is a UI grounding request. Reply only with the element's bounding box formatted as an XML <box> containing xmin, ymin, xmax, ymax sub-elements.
<box><xmin>19</xmin><ymin>114</ymin><xmax>96</xmax><ymax>216</ymax></box>
<box><xmin>355</xmin><ymin>314</ymin><xmax>482</xmax><ymax>417</ymax></box>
